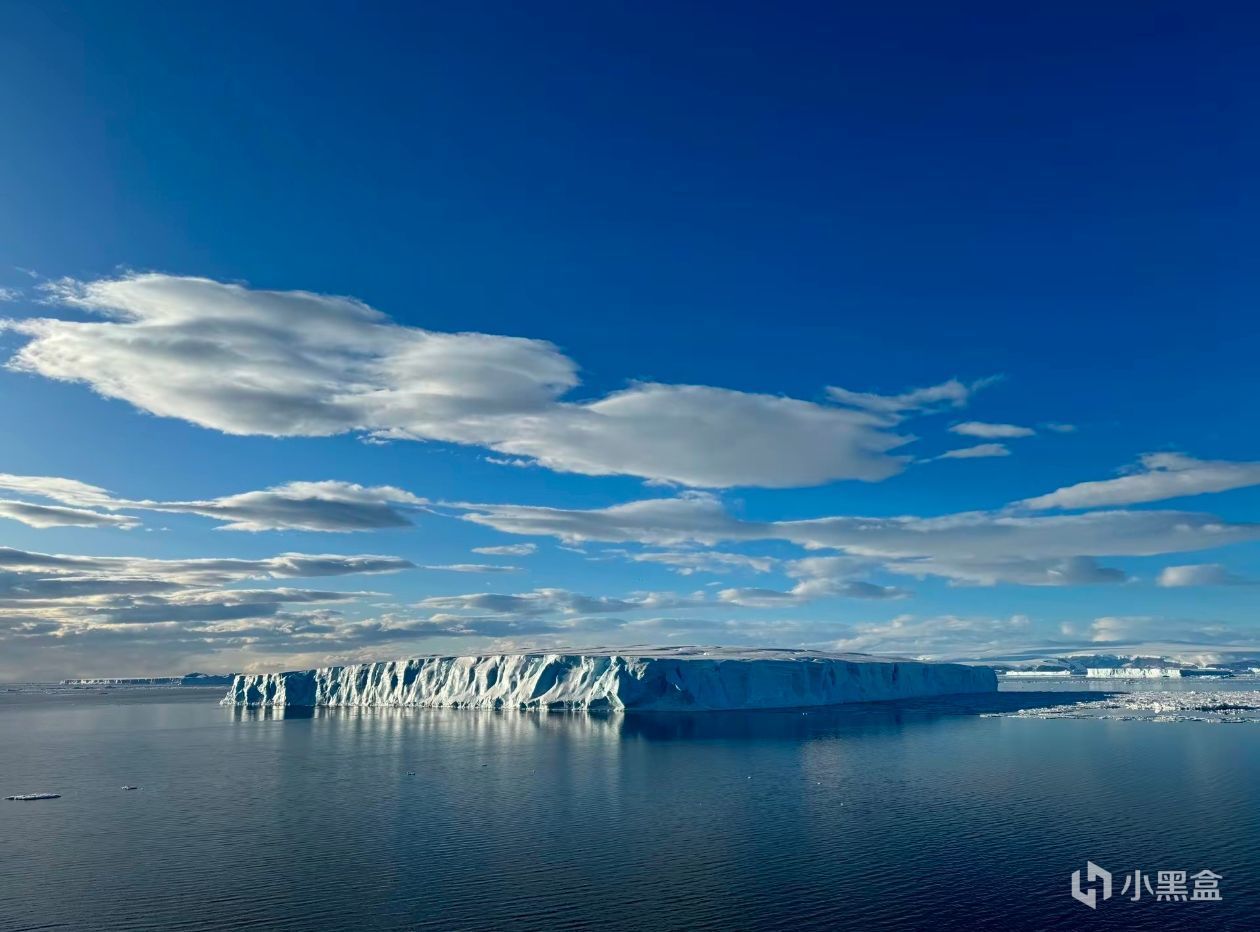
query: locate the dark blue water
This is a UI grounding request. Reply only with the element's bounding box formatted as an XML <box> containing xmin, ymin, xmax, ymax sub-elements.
<box><xmin>2</xmin><ymin>688</ymin><xmax>1257</xmax><ymax>930</ymax></box>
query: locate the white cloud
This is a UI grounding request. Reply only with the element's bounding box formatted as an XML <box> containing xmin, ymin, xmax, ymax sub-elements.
<box><xmin>9</xmin><ymin>599</ymin><xmax>1252</xmax><ymax>678</ymax></box>
<box><xmin>1042</xmin><ymin>422</ymin><xmax>1077</xmax><ymax>433</ymax></box>
<box><xmin>0</xmin><ymin>473</ymin><xmax>115</xmax><ymax>501</ymax></box>
<box><xmin>717</xmin><ymin>555</ymin><xmax>908</xmax><ymax>604</ymax></box>
<box><xmin>825</xmin><ymin>611</ymin><xmax>1260</xmax><ymax>659</ymax></box>
<box><xmin>1157</xmin><ymin>564</ymin><xmax>1252</xmax><ymax>587</ymax></box>
<box><xmin>2</xmin><ymin>274</ymin><xmax>924</xmax><ymax>488</ymax></box>
<box><xmin>413</xmin><ymin>587</ymin><xmax>708</xmax><ymax>617</ymax></box>
<box><xmin>718</xmin><ymin>581</ymin><xmax>905</xmax><ymax>607</ymax></box>
<box><xmin>4</xmin><ymin>532</ymin><xmax>1254</xmax><ymax>673</ymax></box>
<box><xmin>825</xmin><ymin>377</ymin><xmax>995</xmax><ymax>415</ymax></box>
<box><xmin>0</xmin><ymin>547</ymin><xmax>415</xmax><ymax>586</ymax></box>
<box><xmin>379</xmin><ymin>613</ymin><xmax>624</xmax><ymax>640</ymax></box>
<box><xmin>0</xmin><ymin>473</ymin><xmax>116</xmax><ymax>505</ymax></box>
<box><xmin>0</xmin><ymin>500</ymin><xmax>137</xmax><ymax>529</ymax></box>
<box><xmin>883</xmin><ymin>555</ymin><xmax>1126</xmax><ymax>587</ymax></box>
<box><xmin>0</xmin><ymin>473</ymin><xmax>428</xmax><ymax>532</ymax></box>
<box><xmin>949</xmin><ymin>421</ymin><xmax>1035</xmax><ymax>438</ymax></box>
<box><xmin>141</xmin><ymin>481</ymin><xmax>427</xmax><ymax>531</ymax></box>
<box><xmin>1019</xmin><ymin>453</ymin><xmax>1260</xmax><ymax>510</ymax></box>
<box><xmin>1089</xmin><ymin>616</ymin><xmax>1152</xmax><ymax>643</ymax></box>
<box><xmin>0</xmin><ymin>545</ymin><xmax>418</xmax><ymax>678</ymax></box>
<box><xmin>483</xmin><ymin>456</ymin><xmax>535</xmax><ymax>468</ymax></box>
<box><xmin>714</xmin><ymin>587</ymin><xmax>806</xmax><ymax>607</ymax></box>
<box><xmin>829</xmin><ymin>613</ymin><xmax>1036</xmax><ymax>657</ymax></box>
<box><xmin>16</xmin><ymin>274</ymin><xmax>577</xmax><ymax>437</ymax></box>
<box><xmin>628</xmin><ymin>550</ymin><xmax>776</xmax><ymax>575</ymax></box>
<box><xmin>823</xmin><ymin>581</ymin><xmax>910</xmax><ymax>599</ymax></box>
<box><xmin>452</xmin><ymin>493</ymin><xmax>1259</xmax><ymax>586</ymax></box>
<box><xmin>0</xmin><ymin>474</ymin><xmax>130</xmax><ymax>528</ymax></box>
<box><xmin>471</xmin><ymin>543</ymin><xmax>537</xmax><ymax>556</ymax></box>
<box><xmin>388</xmin><ymin>586</ymin><xmax>819</xmax><ymax>645</ymax></box>
<box><xmin>778</xmin><ymin>508</ymin><xmax>1254</xmax><ymax>563</ymax></box>
<box><xmin>455</xmin><ymin>491</ymin><xmax>754</xmax><ymax>545</ymax></box>
<box><xmin>936</xmin><ymin>443</ymin><xmax>1010</xmax><ymax>460</ymax></box>
<box><xmin>491</xmin><ymin>383</ymin><xmax>911</xmax><ymax>487</ymax></box>
<box><xmin>422</xmin><ymin>563</ymin><xmax>520</xmax><ymax>573</ymax></box>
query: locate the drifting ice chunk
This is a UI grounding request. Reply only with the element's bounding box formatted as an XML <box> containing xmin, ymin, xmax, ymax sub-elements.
<box><xmin>222</xmin><ymin>647</ymin><xmax>996</xmax><ymax>711</ymax></box>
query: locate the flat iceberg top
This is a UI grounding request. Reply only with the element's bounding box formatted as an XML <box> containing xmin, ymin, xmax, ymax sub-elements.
<box><xmin>224</xmin><ymin>648</ymin><xmax>996</xmax><ymax>712</ymax></box>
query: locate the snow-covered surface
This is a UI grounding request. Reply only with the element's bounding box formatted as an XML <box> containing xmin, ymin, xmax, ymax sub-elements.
<box><xmin>991</xmin><ymin>689</ymin><xmax>1260</xmax><ymax>723</ymax></box>
<box><xmin>222</xmin><ymin>647</ymin><xmax>997</xmax><ymax>711</ymax></box>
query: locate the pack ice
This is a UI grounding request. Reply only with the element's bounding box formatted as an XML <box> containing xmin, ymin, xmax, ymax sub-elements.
<box><xmin>222</xmin><ymin>647</ymin><xmax>996</xmax><ymax>711</ymax></box>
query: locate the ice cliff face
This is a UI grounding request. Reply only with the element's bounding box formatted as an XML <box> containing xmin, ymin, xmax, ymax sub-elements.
<box><xmin>222</xmin><ymin>648</ymin><xmax>996</xmax><ymax>711</ymax></box>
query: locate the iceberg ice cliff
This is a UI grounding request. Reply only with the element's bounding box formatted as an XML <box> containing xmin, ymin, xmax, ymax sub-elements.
<box><xmin>222</xmin><ymin>648</ymin><xmax>996</xmax><ymax>711</ymax></box>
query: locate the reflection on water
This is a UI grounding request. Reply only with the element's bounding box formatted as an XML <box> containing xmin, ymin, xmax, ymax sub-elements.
<box><xmin>2</xmin><ymin>690</ymin><xmax>1258</xmax><ymax>931</ymax></box>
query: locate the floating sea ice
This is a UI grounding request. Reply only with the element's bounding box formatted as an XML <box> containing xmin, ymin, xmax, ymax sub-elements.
<box><xmin>993</xmin><ymin>690</ymin><xmax>1260</xmax><ymax>723</ymax></box>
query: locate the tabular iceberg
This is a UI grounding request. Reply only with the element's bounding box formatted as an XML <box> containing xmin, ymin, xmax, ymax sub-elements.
<box><xmin>222</xmin><ymin>647</ymin><xmax>996</xmax><ymax>711</ymax></box>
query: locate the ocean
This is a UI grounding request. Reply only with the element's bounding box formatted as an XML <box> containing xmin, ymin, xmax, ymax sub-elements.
<box><xmin>2</xmin><ymin>682</ymin><xmax>1258</xmax><ymax>930</ymax></box>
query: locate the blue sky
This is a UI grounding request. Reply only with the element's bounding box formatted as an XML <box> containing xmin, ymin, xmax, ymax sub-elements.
<box><xmin>0</xmin><ymin>1</ymin><xmax>1257</xmax><ymax>678</ymax></box>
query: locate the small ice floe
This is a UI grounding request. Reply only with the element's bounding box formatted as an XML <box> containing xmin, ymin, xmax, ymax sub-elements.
<box><xmin>121</xmin><ymin>785</ymin><xmax>139</xmax><ymax>791</ymax></box>
<box><xmin>5</xmin><ymin>793</ymin><xmax>61</xmax><ymax>801</ymax></box>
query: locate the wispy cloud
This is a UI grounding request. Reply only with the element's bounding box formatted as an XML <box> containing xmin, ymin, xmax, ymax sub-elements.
<box><xmin>1019</xmin><ymin>453</ymin><xmax>1260</xmax><ymax>510</ymax></box>
<box><xmin>1157</xmin><ymin>564</ymin><xmax>1254</xmax><ymax>587</ymax></box>
<box><xmin>948</xmin><ymin>421</ymin><xmax>1035</xmax><ymax>439</ymax></box>
<box><xmin>0</xmin><ymin>474</ymin><xmax>428</xmax><ymax>532</ymax></box>
<box><xmin>471</xmin><ymin>543</ymin><xmax>537</xmax><ymax>556</ymax></box>
<box><xmin>0</xmin><ymin>500</ymin><xmax>137</xmax><ymax>529</ymax></box>
<box><xmin>422</xmin><ymin>563</ymin><xmax>520</xmax><ymax>573</ymax></box>
<box><xmin>452</xmin><ymin>493</ymin><xmax>1257</xmax><ymax>586</ymax></box>
<box><xmin>413</xmin><ymin>587</ymin><xmax>711</xmax><ymax>616</ymax></box>
<box><xmin>825</xmin><ymin>376</ymin><xmax>997</xmax><ymax>415</ymax></box>
<box><xmin>0</xmin><ymin>545</ymin><xmax>416</xmax><ymax>677</ymax></box>
<box><xmin>935</xmin><ymin>443</ymin><xmax>1011</xmax><ymax>460</ymax></box>
<box><xmin>627</xmin><ymin>550</ymin><xmax>776</xmax><ymax>576</ymax></box>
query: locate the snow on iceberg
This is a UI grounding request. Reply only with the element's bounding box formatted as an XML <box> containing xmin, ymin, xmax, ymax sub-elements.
<box><xmin>222</xmin><ymin>647</ymin><xmax>996</xmax><ymax>711</ymax></box>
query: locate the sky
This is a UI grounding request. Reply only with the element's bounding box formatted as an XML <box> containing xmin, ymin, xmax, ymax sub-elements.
<box><xmin>0</xmin><ymin>1</ymin><xmax>1257</xmax><ymax>679</ymax></box>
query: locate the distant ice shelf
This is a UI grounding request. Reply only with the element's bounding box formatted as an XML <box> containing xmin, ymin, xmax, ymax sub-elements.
<box><xmin>61</xmin><ymin>673</ymin><xmax>234</xmax><ymax>687</ymax></box>
<box><xmin>222</xmin><ymin>648</ymin><xmax>997</xmax><ymax>712</ymax></box>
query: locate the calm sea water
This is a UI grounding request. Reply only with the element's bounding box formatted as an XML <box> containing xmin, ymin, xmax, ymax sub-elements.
<box><xmin>2</xmin><ymin>685</ymin><xmax>1258</xmax><ymax>931</ymax></box>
